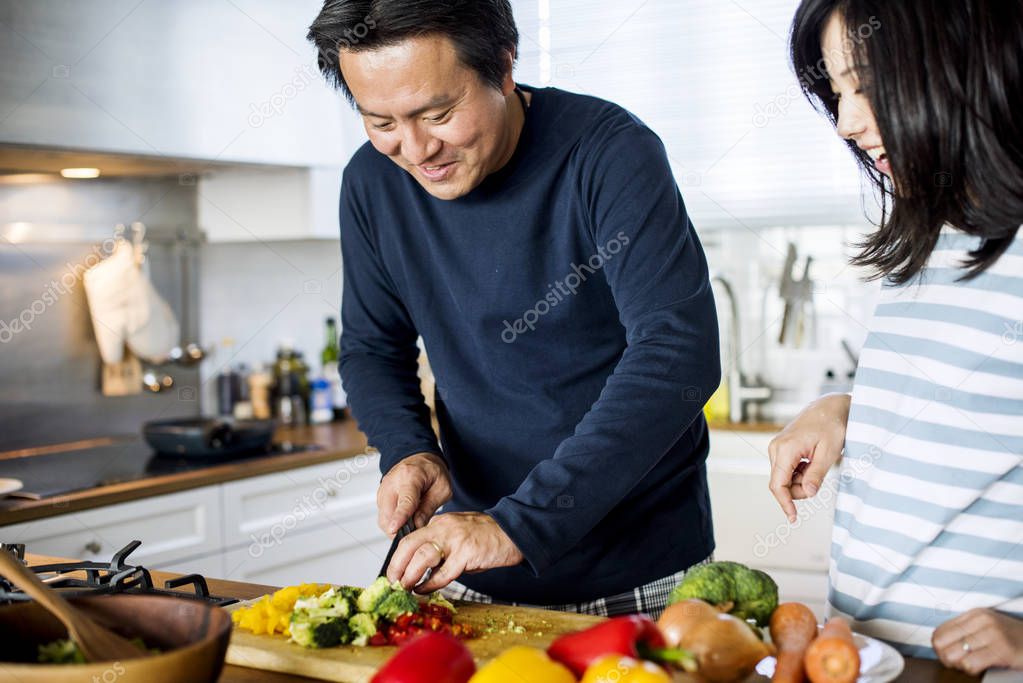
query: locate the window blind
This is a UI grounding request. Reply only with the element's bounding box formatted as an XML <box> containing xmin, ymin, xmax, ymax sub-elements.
<box><xmin>511</xmin><ymin>0</ymin><xmax>867</xmax><ymax>231</ymax></box>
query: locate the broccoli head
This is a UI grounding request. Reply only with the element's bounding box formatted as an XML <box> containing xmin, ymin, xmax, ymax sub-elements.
<box><xmin>731</xmin><ymin>567</ymin><xmax>779</xmax><ymax>627</ymax></box>
<box><xmin>356</xmin><ymin>576</ymin><xmax>396</xmax><ymax>614</ymax></box>
<box><xmin>669</xmin><ymin>561</ymin><xmax>779</xmax><ymax>627</ymax></box>
<box><xmin>669</xmin><ymin>562</ymin><xmax>737</xmax><ymax>606</ymax></box>
<box><xmin>348</xmin><ymin>612</ymin><xmax>379</xmax><ymax>647</ymax></box>
<box><xmin>375</xmin><ymin>588</ymin><xmax>420</xmax><ymax>621</ymax></box>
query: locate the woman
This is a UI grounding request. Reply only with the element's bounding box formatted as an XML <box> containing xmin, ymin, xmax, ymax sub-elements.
<box><xmin>769</xmin><ymin>0</ymin><xmax>1023</xmax><ymax>674</ymax></box>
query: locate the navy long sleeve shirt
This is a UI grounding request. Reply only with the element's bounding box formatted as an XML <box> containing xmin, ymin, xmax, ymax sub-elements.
<box><xmin>339</xmin><ymin>85</ymin><xmax>720</xmax><ymax>605</ymax></box>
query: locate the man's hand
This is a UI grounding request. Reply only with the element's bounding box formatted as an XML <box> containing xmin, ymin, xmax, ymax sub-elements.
<box><xmin>385</xmin><ymin>512</ymin><xmax>524</xmax><ymax>593</ymax></box>
<box><xmin>377</xmin><ymin>452</ymin><xmax>452</xmax><ymax>536</ymax></box>
<box><xmin>768</xmin><ymin>393</ymin><xmax>851</xmax><ymax>522</ymax></box>
<box><xmin>933</xmin><ymin>608</ymin><xmax>1023</xmax><ymax>675</ymax></box>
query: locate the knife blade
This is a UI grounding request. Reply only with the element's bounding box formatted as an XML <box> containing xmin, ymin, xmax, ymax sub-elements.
<box><xmin>378</xmin><ymin>520</ymin><xmax>416</xmax><ymax>578</ymax></box>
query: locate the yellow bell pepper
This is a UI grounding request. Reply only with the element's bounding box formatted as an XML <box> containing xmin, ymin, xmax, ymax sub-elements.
<box><xmin>469</xmin><ymin>646</ymin><xmax>575</xmax><ymax>683</ymax></box>
<box><xmin>581</xmin><ymin>655</ymin><xmax>672</xmax><ymax>683</ymax></box>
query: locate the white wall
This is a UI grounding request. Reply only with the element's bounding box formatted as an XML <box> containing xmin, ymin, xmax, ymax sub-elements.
<box><xmin>198</xmin><ymin>239</ymin><xmax>342</xmax><ymax>411</ymax></box>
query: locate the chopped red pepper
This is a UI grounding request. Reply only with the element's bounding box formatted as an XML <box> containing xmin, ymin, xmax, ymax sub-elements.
<box><xmin>547</xmin><ymin>615</ymin><xmax>694</xmax><ymax>677</ymax></box>
<box><xmin>370</xmin><ymin>631</ymin><xmax>476</xmax><ymax>683</ymax></box>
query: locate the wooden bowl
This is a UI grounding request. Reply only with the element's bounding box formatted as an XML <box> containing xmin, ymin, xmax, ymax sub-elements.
<box><xmin>0</xmin><ymin>594</ymin><xmax>232</xmax><ymax>682</ymax></box>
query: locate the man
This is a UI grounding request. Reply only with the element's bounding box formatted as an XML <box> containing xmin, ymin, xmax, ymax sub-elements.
<box><xmin>308</xmin><ymin>0</ymin><xmax>721</xmax><ymax>616</ymax></box>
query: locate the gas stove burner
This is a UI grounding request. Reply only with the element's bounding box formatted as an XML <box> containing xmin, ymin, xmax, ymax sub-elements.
<box><xmin>0</xmin><ymin>540</ymin><xmax>237</xmax><ymax>607</ymax></box>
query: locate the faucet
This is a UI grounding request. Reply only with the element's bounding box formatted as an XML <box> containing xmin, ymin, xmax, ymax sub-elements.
<box><xmin>711</xmin><ymin>274</ymin><xmax>773</xmax><ymax>423</ymax></box>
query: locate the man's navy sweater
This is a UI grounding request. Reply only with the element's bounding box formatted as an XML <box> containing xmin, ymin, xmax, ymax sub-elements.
<box><xmin>339</xmin><ymin>85</ymin><xmax>720</xmax><ymax>605</ymax></box>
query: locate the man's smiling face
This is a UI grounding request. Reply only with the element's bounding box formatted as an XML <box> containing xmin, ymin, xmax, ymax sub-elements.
<box><xmin>340</xmin><ymin>35</ymin><xmax>517</xmax><ymax>200</ymax></box>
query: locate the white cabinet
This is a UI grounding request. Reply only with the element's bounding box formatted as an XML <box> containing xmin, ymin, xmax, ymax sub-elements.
<box><xmin>706</xmin><ymin>430</ymin><xmax>836</xmax><ymax>619</ymax></box>
<box><xmin>0</xmin><ymin>1</ymin><xmax>363</xmax><ymax>168</ymax></box>
<box><xmin>218</xmin><ymin>453</ymin><xmax>389</xmax><ymax>587</ymax></box>
<box><xmin>0</xmin><ymin>487</ymin><xmax>223</xmax><ymax>571</ymax></box>
<box><xmin>198</xmin><ymin>166</ymin><xmax>343</xmax><ymax>242</ymax></box>
<box><xmin>0</xmin><ymin>455</ymin><xmax>385</xmax><ymax>588</ymax></box>
<box><xmin>222</xmin><ymin>512</ymin><xmax>389</xmax><ymax>588</ymax></box>
<box><xmin>221</xmin><ymin>454</ymin><xmax>380</xmax><ymax>546</ymax></box>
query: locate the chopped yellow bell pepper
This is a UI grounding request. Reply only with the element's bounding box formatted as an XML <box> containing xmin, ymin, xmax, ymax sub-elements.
<box><xmin>231</xmin><ymin>583</ymin><xmax>331</xmax><ymax>637</ymax></box>
<box><xmin>581</xmin><ymin>655</ymin><xmax>672</xmax><ymax>683</ymax></box>
<box><xmin>469</xmin><ymin>646</ymin><xmax>575</xmax><ymax>683</ymax></box>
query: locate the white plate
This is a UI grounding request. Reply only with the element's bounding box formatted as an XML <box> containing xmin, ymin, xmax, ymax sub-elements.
<box><xmin>0</xmin><ymin>479</ymin><xmax>24</xmax><ymax>497</ymax></box>
<box><xmin>756</xmin><ymin>630</ymin><xmax>906</xmax><ymax>683</ymax></box>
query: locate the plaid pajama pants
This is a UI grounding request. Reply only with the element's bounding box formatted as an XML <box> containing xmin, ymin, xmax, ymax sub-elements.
<box><xmin>441</xmin><ymin>554</ymin><xmax>713</xmax><ymax>620</ymax></box>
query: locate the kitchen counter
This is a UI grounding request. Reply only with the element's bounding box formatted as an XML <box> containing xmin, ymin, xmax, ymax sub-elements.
<box><xmin>0</xmin><ymin>421</ymin><xmax>369</xmax><ymax>526</ymax></box>
<box><xmin>19</xmin><ymin>555</ymin><xmax>981</xmax><ymax>683</ymax></box>
<box><xmin>707</xmin><ymin>420</ymin><xmax>785</xmax><ymax>433</ymax></box>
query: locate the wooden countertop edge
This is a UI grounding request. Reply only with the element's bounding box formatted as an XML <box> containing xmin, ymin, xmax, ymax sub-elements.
<box><xmin>0</xmin><ymin>424</ymin><xmax>371</xmax><ymax>526</ymax></box>
<box><xmin>707</xmin><ymin>420</ymin><xmax>785</xmax><ymax>434</ymax></box>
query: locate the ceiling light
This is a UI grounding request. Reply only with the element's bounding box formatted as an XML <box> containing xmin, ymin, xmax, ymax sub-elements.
<box><xmin>60</xmin><ymin>167</ymin><xmax>101</xmax><ymax>179</ymax></box>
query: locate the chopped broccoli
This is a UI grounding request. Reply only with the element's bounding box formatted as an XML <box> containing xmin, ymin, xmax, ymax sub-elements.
<box><xmin>348</xmin><ymin>612</ymin><xmax>378</xmax><ymax>647</ymax></box>
<box><xmin>375</xmin><ymin>589</ymin><xmax>420</xmax><ymax>621</ymax></box>
<box><xmin>669</xmin><ymin>561</ymin><xmax>779</xmax><ymax>627</ymax></box>
<box><xmin>336</xmin><ymin>585</ymin><xmax>363</xmax><ymax>603</ymax></box>
<box><xmin>317</xmin><ymin>589</ymin><xmax>354</xmax><ymax>619</ymax></box>
<box><xmin>37</xmin><ymin>639</ymin><xmax>85</xmax><ymax>664</ymax></box>
<box><xmin>426</xmin><ymin>592</ymin><xmax>457</xmax><ymax>613</ymax></box>
<box><xmin>289</xmin><ymin>588</ymin><xmax>357</xmax><ymax>648</ymax></box>
<box><xmin>289</xmin><ymin>614</ymin><xmax>350</xmax><ymax>649</ymax></box>
<box><xmin>356</xmin><ymin>576</ymin><xmax>397</xmax><ymax>614</ymax></box>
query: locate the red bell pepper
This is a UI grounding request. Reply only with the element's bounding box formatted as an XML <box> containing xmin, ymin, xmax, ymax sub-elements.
<box><xmin>547</xmin><ymin>615</ymin><xmax>696</xmax><ymax>677</ymax></box>
<box><xmin>370</xmin><ymin>631</ymin><xmax>476</xmax><ymax>683</ymax></box>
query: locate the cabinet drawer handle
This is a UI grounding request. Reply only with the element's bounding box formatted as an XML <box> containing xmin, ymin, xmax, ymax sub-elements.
<box><xmin>84</xmin><ymin>541</ymin><xmax>102</xmax><ymax>555</ymax></box>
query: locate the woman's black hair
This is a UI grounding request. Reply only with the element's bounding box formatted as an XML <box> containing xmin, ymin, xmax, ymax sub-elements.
<box><xmin>790</xmin><ymin>0</ymin><xmax>1023</xmax><ymax>283</ymax></box>
<box><xmin>307</xmin><ymin>0</ymin><xmax>519</xmax><ymax>106</ymax></box>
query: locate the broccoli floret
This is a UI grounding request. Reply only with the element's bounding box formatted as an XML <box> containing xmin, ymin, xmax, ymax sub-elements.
<box><xmin>356</xmin><ymin>576</ymin><xmax>396</xmax><ymax>614</ymax></box>
<box><xmin>317</xmin><ymin>590</ymin><xmax>354</xmax><ymax>619</ymax></box>
<box><xmin>731</xmin><ymin>567</ymin><xmax>779</xmax><ymax>627</ymax></box>
<box><xmin>336</xmin><ymin>585</ymin><xmax>363</xmax><ymax>604</ymax></box>
<box><xmin>375</xmin><ymin>589</ymin><xmax>420</xmax><ymax>621</ymax></box>
<box><xmin>669</xmin><ymin>561</ymin><xmax>780</xmax><ymax>627</ymax></box>
<box><xmin>37</xmin><ymin>639</ymin><xmax>85</xmax><ymax>664</ymax></box>
<box><xmin>288</xmin><ymin>605</ymin><xmax>351</xmax><ymax>650</ymax></box>
<box><xmin>289</xmin><ymin>614</ymin><xmax>349</xmax><ymax>649</ymax></box>
<box><xmin>348</xmin><ymin>612</ymin><xmax>378</xmax><ymax>647</ymax></box>
<box><xmin>426</xmin><ymin>592</ymin><xmax>457</xmax><ymax>614</ymax></box>
<box><xmin>670</xmin><ymin>562</ymin><xmax>737</xmax><ymax>606</ymax></box>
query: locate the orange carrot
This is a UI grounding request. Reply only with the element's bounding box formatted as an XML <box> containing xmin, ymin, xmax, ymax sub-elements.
<box><xmin>803</xmin><ymin>618</ymin><xmax>860</xmax><ymax>683</ymax></box>
<box><xmin>773</xmin><ymin>649</ymin><xmax>808</xmax><ymax>683</ymax></box>
<box><xmin>769</xmin><ymin>603</ymin><xmax>819</xmax><ymax>683</ymax></box>
<box><xmin>770</xmin><ymin>602</ymin><xmax>819</xmax><ymax>652</ymax></box>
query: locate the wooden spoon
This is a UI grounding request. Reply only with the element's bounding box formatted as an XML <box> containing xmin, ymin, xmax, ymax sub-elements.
<box><xmin>0</xmin><ymin>551</ymin><xmax>146</xmax><ymax>662</ymax></box>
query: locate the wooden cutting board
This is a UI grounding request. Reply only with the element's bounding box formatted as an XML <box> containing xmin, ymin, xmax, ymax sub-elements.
<box><xmin>225</xmin><ymin>599</ymin><xmax>607</xmax><ymax>683</ymax></box>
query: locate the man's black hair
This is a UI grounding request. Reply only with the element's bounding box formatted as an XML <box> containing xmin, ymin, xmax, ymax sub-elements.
<box><xmin>308</xmin><ymin>0</ymin><xmax>520</xmax><ymax>105</ymax></box>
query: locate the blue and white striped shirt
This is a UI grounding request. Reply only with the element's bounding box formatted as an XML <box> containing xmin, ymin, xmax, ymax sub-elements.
<box><xmin>829</xmin><ymin>228</ymin><xmax>1023</xmax><ymax>659</ymax></box>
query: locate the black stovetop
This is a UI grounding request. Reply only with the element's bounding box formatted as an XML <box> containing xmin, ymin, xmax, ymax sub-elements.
<box><xmin>0</xmin><ymin>437</ymin><xmax>320</xmax><ymax>499</ymax></box>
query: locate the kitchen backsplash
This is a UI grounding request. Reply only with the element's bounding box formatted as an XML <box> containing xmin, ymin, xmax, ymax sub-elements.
<box><xmin>702</xmin><ymin>222</ymin><xmax>881</xmax><ymax>421</ymax></box>
<box><xmin>0</xmin><ymin>176</ymin><xmax>202</xmax><ymax>449</ymax></box>
<box><xmin>198</xmin><ymin>240</ymin><xmax>342</xmax><ymax>411</ymax></box>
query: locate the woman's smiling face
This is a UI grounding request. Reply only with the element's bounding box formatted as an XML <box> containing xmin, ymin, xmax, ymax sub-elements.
<box><xmin>821</xmin><ymin>12</ymin><xmax>891</xmax><ymax>177</ymax></box>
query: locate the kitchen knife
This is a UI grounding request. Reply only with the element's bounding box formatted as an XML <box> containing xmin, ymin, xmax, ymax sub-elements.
<box><xmin>378</xmin><ymin>520</ymin><xmax>416</xmax><ymax>578</ymax></box>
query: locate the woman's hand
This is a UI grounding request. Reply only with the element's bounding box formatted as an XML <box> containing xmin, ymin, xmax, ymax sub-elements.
<box><xmin>933</xmin><ymin>608</ymin><xmax>1023</xmax><ymax>675</ymax></box>
<box><xmin>768</xmin><ymin>393</ymin><xmax>851</xmax><ymax>522</ymax></box>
